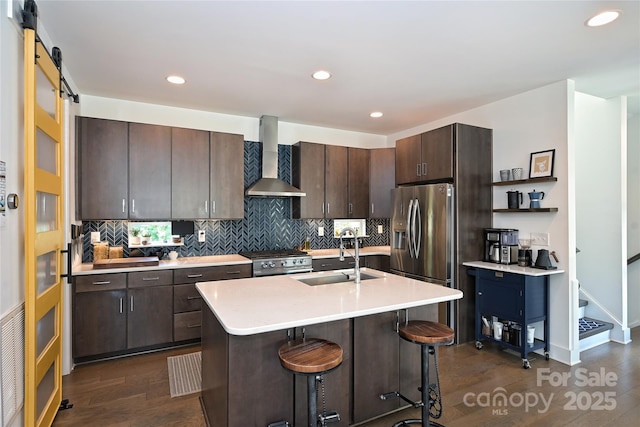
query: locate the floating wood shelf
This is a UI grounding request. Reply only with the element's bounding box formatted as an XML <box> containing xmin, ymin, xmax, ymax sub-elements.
<box><xmin>493</xmin><ymin>208</ymin><xmax>559</xmax><ymax>213</ymax></box>
<box><xmin>492</xmin><ymin>177</ymin><xmax>557</xmax><ymax>186</ymax></box>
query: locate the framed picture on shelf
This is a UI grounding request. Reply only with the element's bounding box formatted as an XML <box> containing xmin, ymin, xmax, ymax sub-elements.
<box><xmin>529</xmin><ymin>149</ymin><xmax>555</xmax><ymax>178</ymax></box>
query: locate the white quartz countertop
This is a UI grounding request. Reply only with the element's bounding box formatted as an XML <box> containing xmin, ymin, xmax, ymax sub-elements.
<box><xmin>196</xmin><ymin>267</ymin><xmax>462</xmax><ymax>336</ymax></box>
<box><xmin>305</xmin><ymin>246</ymin><xmax>390</xmax><ymax>258</ymax></box>
<box><xmin>73</xmin><ymin>254</ymin><xmax>251</xmax><ymax>275</ymax></box>
<box><xmin>463</xmin><ymin>261</ymin><xmax>565</xmax><ymax>276</ymax></box>
<box><xmin>72</xmin><ymin>246</ymin><xmax>390</xmax><ymax>275</ymax></box>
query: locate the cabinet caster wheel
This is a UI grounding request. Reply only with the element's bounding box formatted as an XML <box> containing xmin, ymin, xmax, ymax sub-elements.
<box><xmin>545</xmin><ymin>352</ymin><xmax>550</xmax><ymax>361</ymax></box>
<box><xmin>475</xmin><ymin>341</ymin><xmax>483</xmax><ymax>350</ymax></box>
<box><xmin>522</xmin><ymin>359</ymin><xmax>531</xmax><ymax>369</ymax></box>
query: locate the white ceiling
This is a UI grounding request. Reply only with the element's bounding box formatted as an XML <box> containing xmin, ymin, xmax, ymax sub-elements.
<box><xmin>35</xmin><ymin>0</ymin><xmax>640</xmax><ymax>135</ymax></box>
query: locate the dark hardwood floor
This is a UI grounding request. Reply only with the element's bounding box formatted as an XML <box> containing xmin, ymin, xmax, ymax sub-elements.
<box><xmin>53</xmin><ymin>327</ymin><xmax>639</xmax><ymax>427</ymax></box>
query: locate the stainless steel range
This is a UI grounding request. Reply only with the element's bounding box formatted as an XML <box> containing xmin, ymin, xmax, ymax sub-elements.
<box><xmin>239</xmin><ymin>249</ymin><xmax>313</xmax><ymax>277</ymax></box>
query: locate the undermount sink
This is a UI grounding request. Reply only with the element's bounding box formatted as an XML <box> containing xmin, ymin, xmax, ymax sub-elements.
<box><xmin>296</xmin><ymin>271</ymin><xmax>381</xmax><ymax>286</ymax></box>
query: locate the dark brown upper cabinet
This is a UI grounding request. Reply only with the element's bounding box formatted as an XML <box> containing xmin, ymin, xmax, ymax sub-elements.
<box><xmin>369</xmin><ymin>147</ymin><xmax>395</xmax><ymax>219</ymax></box>
<box><xmin>128</xmin><ymin>123</ymin><xmax>172</xmax><ymax>219</ymax></box>
<box><xmin>395</xmin><ymin>126</ymin><xmax>453</xmax><ymax>185</ymax></box>
<box><xmin>292</xmin><ymin>141</ymin><xmax>326</xmax><ymax>219</ymax></box>
<box><xmin>324</xmin><ymin>144</ymin><xmax>349</xmax><ymax>219</ymax></box>
<box><xmin>348</xmin><ymin>147</ymin><xmax>370</xmax><ymax>218</ymax></box>
<box><xmin>171</xmin><ymin>127</ymin><xmax>210</xmax><ymax>219</ymax></box>
<box><xmin>77</xmin><ymin>117</ymin><xmax>129</xmax><ymax>220</ymax></box>
<box><xmin>209</xmin><ymin>131</ymin><xmax>244</xmax><ymax>219</ymax></box>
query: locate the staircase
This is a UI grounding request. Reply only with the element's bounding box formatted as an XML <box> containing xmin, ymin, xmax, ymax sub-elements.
<box><xmin>579</xmin><ymin>299</ymin><xmax>614</xmax><ymax>352</ymax></box>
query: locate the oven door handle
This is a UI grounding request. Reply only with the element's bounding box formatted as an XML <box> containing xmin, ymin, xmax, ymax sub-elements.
<box><xmin>284</xmin><ymin>268</ymin><xmax>314</xmax><ymax>274</ymax></box>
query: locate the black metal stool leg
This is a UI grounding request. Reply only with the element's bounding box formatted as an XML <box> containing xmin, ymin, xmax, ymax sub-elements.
<box><xmin>421</xmin><ymin>344</ymin><xmax>430</xmax><ymax>427</ymax></box>
<box><xmin>308</xmin><ymin>374</ymin><xmax>318</xmax><ymax>427</ymax></box>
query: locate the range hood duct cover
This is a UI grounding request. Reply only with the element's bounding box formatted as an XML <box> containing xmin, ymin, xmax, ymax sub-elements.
<box><xmin>245</xmin><ymin>115</ymin><xmax>306</xmax><ymax>197</ymax></box>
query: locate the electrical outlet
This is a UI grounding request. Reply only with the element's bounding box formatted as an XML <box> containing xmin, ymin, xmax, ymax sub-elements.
<box><xmin>198</xmin><ymin>230</ymin><xmax>206</xmax><ymax>242</ymax></box>
<box><xmin>531</xmin><ymin>232</ymin><xmax>550</xmax><ymax>246</ymax></box>
<box><xmin>378</xmin><ymin>225</ymin><xmax>384</xmax><ymax>234</ymax></box>
<box><xmin>90</xmin><ymin>231</ymin><xmax>101</xmax><ymax>243</ymax></box>
<box><xmin>318</xmin><ymin>226</ymin><xmax>324</xmax><ymax>237</ymax></box>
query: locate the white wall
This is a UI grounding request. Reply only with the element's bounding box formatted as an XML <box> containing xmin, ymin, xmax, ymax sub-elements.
<box><xmin>79</xmin><ymin>95</ymin><xmax>388</xmax><ymax>148</ymax></box>
<box><xmin>628</xmin><ymin>112</ymin><xmax>640</xmax><ymax>328</ymax></box>
<box><xmin>387</xmin><ymin>81</ymin><xmax>579</xmax><ymax>365</ymax></box>
<box><xmin>1</xmin><ymin>3</ymin><xmax>25</xmax><ymax>426</ymax></box>
<box><xmin>0</xmin><ymin>0</ymin><xmax>25</xmax><ymax>322</ymax></box>
<box><xmin>575</xmin><ymin>93</ymin><xmax>630</xmax><ymax>343</ymax></box>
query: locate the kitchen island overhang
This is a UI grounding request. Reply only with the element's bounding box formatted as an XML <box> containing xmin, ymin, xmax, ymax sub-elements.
<box><xmin>196</xmin><ymin>268</ymin><xmax>463</xmax><ymax>427</ymax></box>
<box><xmin>196</xmin><ymin>267</ymin><xmax>462</xmax><ymax>335</ymax></box>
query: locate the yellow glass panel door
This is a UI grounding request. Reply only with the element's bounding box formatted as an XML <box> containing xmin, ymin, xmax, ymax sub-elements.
<box><xmin>24</xmin><ymin>28</ymin><xmax>65</xmax><ymax>427</ymax></box>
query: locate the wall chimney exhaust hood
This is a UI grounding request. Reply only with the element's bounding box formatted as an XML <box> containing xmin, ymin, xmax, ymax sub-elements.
<box><xmin>245</xmin><ymin>115</ymin><xmax>306</xmax><ymax>197</ymax></box>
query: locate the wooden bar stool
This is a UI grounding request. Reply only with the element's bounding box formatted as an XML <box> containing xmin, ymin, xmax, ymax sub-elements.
<box><xmin>278</xmin><ymin>337</ymin><xmax>343</xmax><ymax>427</ymax></box>
<box><xmin>381</xmin><ymin>320</ymin><xmax>454</xmax><ymax>427</ymax></box>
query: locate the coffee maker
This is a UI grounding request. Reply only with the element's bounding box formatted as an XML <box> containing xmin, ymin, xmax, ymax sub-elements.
<box><xmin>484</xmin><ymin>228</ymin><xmax>519</xmax><ymax>264</ymax></box>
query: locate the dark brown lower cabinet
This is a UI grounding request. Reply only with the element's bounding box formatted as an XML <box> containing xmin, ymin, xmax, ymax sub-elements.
<box><xmin>353</xmin><ymin>304</ymin><xmax>438</xmax><ymax>423</ymax></box>
<box><xmin>353</xmin><ymin>312</ymin><xmax>400</xmax><ymax>423</ymax></box>
<box><xmin>73</xmin><ymin>273</ymin><xmax>128</xmax><ymax>359</ymax></box>
<box><xmin>127</xmin><ymin>285</ymin><xmax>173</xmax><ymax>348</ymax></box>
<box><xmin>201</xmin><ymin>308</ymin><xmax>294</xmax><ymax>427</ymax></box>
<box><xmin>73</xmin><ymin>288</ymin><xmax>127</xmax><ymax>358</ymax></box>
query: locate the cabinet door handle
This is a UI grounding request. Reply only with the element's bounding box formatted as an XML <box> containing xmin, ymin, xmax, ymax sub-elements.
<box><xmin>322</xmin><ymin>203</ymin><xmax>325</xmax><ymax>215</ymax></box>
<box><xmin>187</xmin><ymin>274</ymin><xmax>203</xmax><ymax>278</ymax></box>
<box><xmin>422</xmin><ymin>162</ymin><xmax>427</xmax><ymax>176</ymax></box>
<box><xmin>92</xmin><ymin>280</ymin><xmax>111</xmax><ymax>285</ymax></box>
<box><xmin>187</xmin><ymin>323</ymin><xmax>201</xmax><ymax>329</ymax></box>
<box><xmin>495</xmin><ymin>272</ymin><xmax>503</xmax><ymax>278</ymax></box>
<box><xmin>327</xmin><ymin>203</ymin><xmax>330</xmax><ymax>214</ymax></box>
<box><xmin>122</xmin><ymin>198</ymin><xmax>126</xmax><ymax>213</ymax></box>
<box><xmin>349</xmin><ymin>203</ymin><xmax>353</xmax><ymax>215</ymax></box>
<box><xmin>226</xmin><ymin>271</ymin><xmax>241</xmax><ymax>275</ymax></box>
<box><xmin>416</xmin><ymin>163</ymin><xmax>421</xmax><ymax>177</ymax></box>
<box><xmin>205</xmin><ymin>200</ymin><xmax>208</xmax><ymax>214</ymax></box>
<box><xmin>371</xmin><ymin>203</ymin><xmax>374</xmax><ymax>214</ymax></box>
<box><xmin>187</xmin><ymin>296</ymin><xmax>202</xmax><ymax>300</ymax></box>
<box><xmin>130</xmin><ymin>296</ymin><xmax>134</xmax><ymax>312</ymax></box>
<box><xmin>142</xmin><ymin>276</ymin><xmax>160</xmax><ymax>281</ymax></box>
<box><xmin>131</xmin><ymin>199</ymin><xmax>135</xmax><ymax>213</ymax></box>
<box><xmin>212</xmin><ymin>200</ymin><xmax>216</xmax><ymax>214</ymax></box>
<box><xmin>478</xmin><ymin>292</ymin><xmax>482</xmax><ymax>295</ymax></box>
<box><xmin>119</xmin><ymin>297</ymin><xmax>123</xmax><ymax>314</ymax></box>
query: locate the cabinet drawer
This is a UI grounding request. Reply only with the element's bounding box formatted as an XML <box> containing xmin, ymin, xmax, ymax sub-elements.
<box><xmin>75</xmin><ymin>273</ymin><xmax>127</xmax><ymax>292</ymax></box>
<box><xmin>174</xmin><ymin>311</ymin><xmax>202</xmax><ymax>341</ymax></box>
<box><xmin>173</xmin><ymin>264</ymin><xmax>251</xmax><ymax>283</ymax></box>
<box><xmin>313</xmin><ymin>258</ymin><xmax>356</xmax><ymax>272</ymax></box>
<box><xmin>174</xmin><ymin>284</ymin><xmax>203</xmax><ymax>313</ymax></box>
<box><xmin>128</xmin><ymin>270</ymin><xmax>173</xmax><ymax>288</ymax></box>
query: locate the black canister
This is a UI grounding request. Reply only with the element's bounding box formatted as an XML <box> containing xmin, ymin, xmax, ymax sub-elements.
<box><xmin>518</xmin><ymin>249</ymin><xmax>527</xmax><ymax>266</ymax></box>
<box><xmin>510</xmin><ymin>324</ymin><xmax>522</xmax><ymax>346</ymax></box>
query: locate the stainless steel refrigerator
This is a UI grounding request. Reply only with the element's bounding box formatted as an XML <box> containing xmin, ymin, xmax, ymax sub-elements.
<box><xmin>390</xmin><ymin>183</ymin><xmax>454</xmax><ymax>327</ymax></box>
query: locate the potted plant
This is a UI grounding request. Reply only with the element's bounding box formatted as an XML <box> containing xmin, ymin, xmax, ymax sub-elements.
<box><xmin>141</xmin><ymin>231</ymin><xmax>151</xmax><ymax>245</ymax></box>
<box><xmin>130</xmin><ymin>228</ymin><xmax>141</xmax><ymax>245</ymax></box>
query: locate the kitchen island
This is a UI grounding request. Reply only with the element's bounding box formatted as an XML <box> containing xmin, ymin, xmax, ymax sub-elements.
<box><xmin>196</xmin><ymin>267</ymin><xmax>462</xmax><ymax>426</ymax></box>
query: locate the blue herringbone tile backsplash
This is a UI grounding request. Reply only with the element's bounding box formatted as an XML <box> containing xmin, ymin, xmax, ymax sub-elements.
<box><xmin>82</xmin><ymin>142</ymin><xmax>390</xmax><ymax>262</ymax></box>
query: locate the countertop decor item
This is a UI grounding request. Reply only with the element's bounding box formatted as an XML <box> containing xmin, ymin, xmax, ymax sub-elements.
<box><xmin>528</xmin><ymin>149</ymin><xmax>555</xmax><ymax>178</ymax></box>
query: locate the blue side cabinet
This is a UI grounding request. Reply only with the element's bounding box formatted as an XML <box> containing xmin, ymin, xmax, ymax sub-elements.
<box><xmin>473</xmin><ymin>268</ymin><xmax>550</xmax><ymax>369</ymax></box>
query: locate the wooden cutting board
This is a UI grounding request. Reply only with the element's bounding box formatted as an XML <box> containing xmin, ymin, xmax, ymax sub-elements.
<box><xmin>93</xmin><ymin>257</ymin><xmax>160</xmax><ymax>269</ymax></box>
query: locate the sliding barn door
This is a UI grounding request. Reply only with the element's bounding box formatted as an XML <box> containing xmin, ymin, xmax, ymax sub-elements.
<box><xmin>23</xmin><ymin>27</ymin><xmax>65</xmax><ymax>427</ymax></box>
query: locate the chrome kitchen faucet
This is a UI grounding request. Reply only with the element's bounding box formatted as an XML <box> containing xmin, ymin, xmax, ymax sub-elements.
<box><xmin>339</xmin><ymin>227</ymin><xmax>360</xmax><ymax>285</ymax></box>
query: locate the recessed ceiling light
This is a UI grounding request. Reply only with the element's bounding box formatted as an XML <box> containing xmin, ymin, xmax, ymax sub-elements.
<box><xmin>586</xmin><ymin>10</ymin><xmax>621</xmax><ymax>27</ymax></box>
<box><xmin>312</xmin><ymin>70</ymin><xmax>331</xmax><ymax>80</ymax></box>
<box><xmin>370</xmin><ymin>112</ymin><xmax>383</xmax><ymax>118</ymax></box>
<box><xmin>166</xmin><ymin>75</ymin><xmax>186</xmax><ymax>84</ymax></box>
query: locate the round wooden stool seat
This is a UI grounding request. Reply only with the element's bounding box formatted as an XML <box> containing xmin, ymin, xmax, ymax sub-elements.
<box><xmin>398</xmin><ymin>320</ymin><xmax>454</xmax><ymax>346</ymax></box>
<box><xmin>278</xmin><ymin>338</ymin><xmax>343</xmax><ymax>374</ymax></box>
